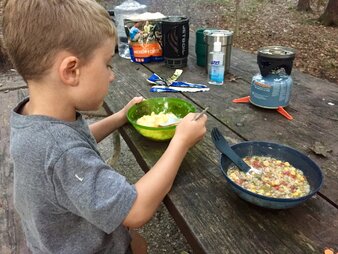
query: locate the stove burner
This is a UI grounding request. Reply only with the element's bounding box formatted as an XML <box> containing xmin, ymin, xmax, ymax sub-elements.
<box><xmin>257</xmin><ymin>46</ymin><xmax>296</xmax><ymax>77</ymax></box>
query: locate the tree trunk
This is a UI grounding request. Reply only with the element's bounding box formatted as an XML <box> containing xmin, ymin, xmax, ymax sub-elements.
<box><xmin>297</xmin><ymin>0</ymin><xmax>312</xmax><ymax>12</ymax></box>
<box><xmin>315</xmin><ymin>0</ymin><xmax>326</xmax><ymax>12</ymax></box>
<box><xmin>319</xmin><ymin>0</ymin><xmax>338</xmax><ymax>26</ymax></box>
<box><xmin>234</xmin><ymin>0</ymin><xmax>241</xmax><ymax>37</ymax></box>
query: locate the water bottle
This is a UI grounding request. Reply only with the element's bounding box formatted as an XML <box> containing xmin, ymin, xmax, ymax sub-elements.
<box><xmin>208</xmin><ymin>40</ymin><xmax>225</xmax><ymax>85</ymax></box>
<box><xmin>114</xmin><ymin>0</ymin><xmax>147</xmax><ymax>59</ymax></box>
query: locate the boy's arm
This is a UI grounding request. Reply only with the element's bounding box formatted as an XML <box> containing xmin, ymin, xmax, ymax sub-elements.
<box><xmin>89</xmin><ymin>110</ymin><xmax>126</xmax><ymax>143</ymax></box>
<box><xmin>89</xmin><ymin>97</ymin><xmax>143</xmax><ymax>143</ymax></box>
<box><xmin>123</xmin><ymin>113</ymin><xmax>207</xmax><ymax>228</ymax></box>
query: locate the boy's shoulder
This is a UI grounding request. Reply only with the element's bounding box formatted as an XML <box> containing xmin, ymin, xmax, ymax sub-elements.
<box><xmin>11</xmin><ymin>100</ymin><xmax>95</xmax><ymax>155</ymax></box>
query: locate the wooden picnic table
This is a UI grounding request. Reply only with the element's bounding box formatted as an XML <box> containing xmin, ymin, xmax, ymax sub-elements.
<box><xmin>104</xmin><ymin>38</ymin><xmax>338</xmax><ymax>253</ymax></box>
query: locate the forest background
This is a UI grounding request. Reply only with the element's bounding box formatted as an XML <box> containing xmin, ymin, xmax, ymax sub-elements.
<box><xmin>1</xmin><ymin>0</ymin><xmax>337</xmax><ymax>84</ymax></box>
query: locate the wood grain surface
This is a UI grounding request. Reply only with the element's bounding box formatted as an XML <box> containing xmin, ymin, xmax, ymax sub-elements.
<box><xmin>0</xmin><ymin>86</ymin><xmax>30</xmax><ymax>254</ymax></box>
<box><xmin>104</xmin><ymin>45</ymin><xmax>338</xmax><ymax>253</ymax></box>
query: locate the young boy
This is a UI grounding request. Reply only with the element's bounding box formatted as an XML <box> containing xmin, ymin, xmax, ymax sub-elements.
<box><xmin>2</xmin><ymin>0</ymin><xmax>207</xmax><ymax>253</ymax></box>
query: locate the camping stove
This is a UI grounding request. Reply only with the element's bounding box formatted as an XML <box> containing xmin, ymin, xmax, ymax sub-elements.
<box><xmin>233</xmin><ymin>46</ymin><xmax>296</xmax><ymax>120</ymax></box>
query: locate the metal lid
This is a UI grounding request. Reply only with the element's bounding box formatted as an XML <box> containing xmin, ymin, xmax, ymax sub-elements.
<box><xmin>204</xmin><ymin>30</ymin><xmax>234</xmax><ymax>45</ymax></box>
<box><xmin>162</xmin><ymin>16</ymin><xmax>188</xmax><ymax>24</ymax></box>
<box><xmin>258</xmin><ymin>46</ymin><xmax>295</xmax><ymax>59</ymax></box>
<box><xmin>203</xmin><ymin>29</ymin><xmax>233</xmax><ymax>37</ymax></box>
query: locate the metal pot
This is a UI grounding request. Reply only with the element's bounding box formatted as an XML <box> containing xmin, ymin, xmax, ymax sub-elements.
<box><xmin>204</xmin><ymin>29</ymin><xmax>233</xmax><ymax>74</ymax></box>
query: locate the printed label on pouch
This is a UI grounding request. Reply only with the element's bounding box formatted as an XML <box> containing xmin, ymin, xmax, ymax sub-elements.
<box><xmin>131</xmin><ymin>43</ymin><xmax>162</xmax><ymax>58</ymax></box>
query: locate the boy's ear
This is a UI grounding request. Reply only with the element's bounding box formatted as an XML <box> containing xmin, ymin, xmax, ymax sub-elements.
<box><xmin>59</xmin><ymin>56</ymin><xmax>80</xmax><ymax>86</ymax></box>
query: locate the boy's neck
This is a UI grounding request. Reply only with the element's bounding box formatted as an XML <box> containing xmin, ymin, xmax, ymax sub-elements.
<box><xmin>24</xmin><ymin>81</ymin><xmax>77</xmax><ymax>122</ymax></box>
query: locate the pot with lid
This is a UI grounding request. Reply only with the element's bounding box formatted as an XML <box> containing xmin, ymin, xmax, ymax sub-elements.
<box><xmin>161</xmin><ymin>16</ymin><xmax>190</xmax><ymax>68</ymax></box>
<box><xmin>250</xmin><ymin>46</ymin><xmax>296</xmax><ymax>109</ymax></box>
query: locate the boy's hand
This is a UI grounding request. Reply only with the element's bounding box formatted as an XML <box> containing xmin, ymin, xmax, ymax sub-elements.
<box><xmin>90</xmin><ymin>97</ymin><xmax>144</xmax><ymax>143</ymax></box>
<box><xmin>173</xmin><ymin>113</ymin><xmax>207</xmax><ymax>149</ymax></box>
<box><xmin>121</xmin><ymin>96</ymin><xmax>144</xmax><ymax>117</ymax></box>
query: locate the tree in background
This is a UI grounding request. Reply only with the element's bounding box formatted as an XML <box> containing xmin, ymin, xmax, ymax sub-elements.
<box><xmin>0</xmin><ymin>0</ymin><xmax>11</xmax><ymax>70</ymax></box>
<box><xmin>297</xmin><ymin>0</ymin><xmax>312</xmax><ymax>12</ymax></box>
<box><xmin>234</xmin><ymin>0</ymin><xmax>241</xmax><ymax>37</ymax></box>
<box><xmin>319</xmin><ymin>0</ymin><xmax>338</xmax><ymax>26</ymax></box>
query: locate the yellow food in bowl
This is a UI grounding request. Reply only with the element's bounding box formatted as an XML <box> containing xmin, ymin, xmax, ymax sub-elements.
<box><xmin>127</xmin><ymin>97</ymin><xmax>196</xmax><ymax>141</ymax></box>
<box><xmin>137</xmin><ymin>112</ymin><xmax>180</xmax><ymax>127</ymax></box>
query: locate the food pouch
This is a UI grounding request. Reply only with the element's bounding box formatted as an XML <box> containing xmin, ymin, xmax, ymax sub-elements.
<box><xmin>124</xmin><ymin>12</ymin><xmax>166</xmax><ymax>63</ymax></box>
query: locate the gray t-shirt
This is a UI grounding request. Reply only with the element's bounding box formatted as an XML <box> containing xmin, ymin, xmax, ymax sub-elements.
<box><xmin>10</xmin><ymin>98</ymin><xmax>137</xmax><ymax>254</ymax></box>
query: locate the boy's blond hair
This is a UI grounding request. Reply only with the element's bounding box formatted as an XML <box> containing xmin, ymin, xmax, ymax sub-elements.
<box><xmin>2</xmin><ymin>0</ymin><xmax>116</xmax><ymax>81</ymax></box>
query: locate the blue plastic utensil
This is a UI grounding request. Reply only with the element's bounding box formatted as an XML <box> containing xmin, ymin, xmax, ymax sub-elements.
<box><xmin>211</xmin><ymin>128</ymin><xmax>261</xmax><ymax>174</ymax></box>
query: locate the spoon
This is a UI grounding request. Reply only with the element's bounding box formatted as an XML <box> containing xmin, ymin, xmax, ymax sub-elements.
<box><xmin>159</xmin><ymin>115</ymin><xmax>181</xmax><ymax>127</ymax></box>
<box><xmin>159</xmin><ymin>107</ymin><xmax>209</xmax><ymax>127</ymax></box>
<box><xmin>192</xmin><ymin>107</ymin><xmax>209</xmax><ymax>121</ymax></box>
<box><xmin>211</xmin><ymin>127</ymin><xmax>262</xmax><ymax>174</ymax></box>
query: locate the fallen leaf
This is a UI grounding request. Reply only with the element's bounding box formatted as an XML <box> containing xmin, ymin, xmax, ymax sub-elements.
<box><xmin>309</xmin><ymin>141</ymin><xmax>332</xmax><ymax>157</ymax></box>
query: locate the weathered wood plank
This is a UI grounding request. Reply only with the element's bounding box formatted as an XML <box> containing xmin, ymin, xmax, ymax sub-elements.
<box><xmin>0</xmin><ymin>72</ymin><xmax>27</xmax><ymax>92</ymax></box>
<box><xmin>146</xmin><ymin>39</ymin><xmax>338</xmax><ymax>206</ymax></box>
<box><xmin>105</xmin><ymin>57</ymin><xmax>338</xmax><ymax>253</ymax></box>
<box><xmin>0</xmin><ymin>87</ymin><xmax>30</xmax><ymax>254</ymax></box>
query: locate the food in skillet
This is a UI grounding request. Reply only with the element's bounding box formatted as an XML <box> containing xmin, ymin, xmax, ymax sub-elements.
<box><xmin>227</xmin><ymin>156</ymin><xmax>310</xmax><ymax>198</ymax></box>
<box><xmin>136</xmin><ymin>112</ymin><xmax>180</xmax><ymax>128</ymax></box>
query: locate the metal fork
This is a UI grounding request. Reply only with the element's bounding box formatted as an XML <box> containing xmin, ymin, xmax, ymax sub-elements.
<box><xmin>193</xmin><ymin>107</ymin><xmax>209</xmax><ymax>121</ymax></box>
<box><xmin>211</xmin><ymin>127</ymin><xmax>259</xmax><ymax>174</ymax></box>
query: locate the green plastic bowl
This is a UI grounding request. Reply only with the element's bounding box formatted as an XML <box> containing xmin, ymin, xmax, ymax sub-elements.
<box><xmin>127</xmin><ymin>97</ymin><xmax>196</xmax><ymax>141</ymax></box>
